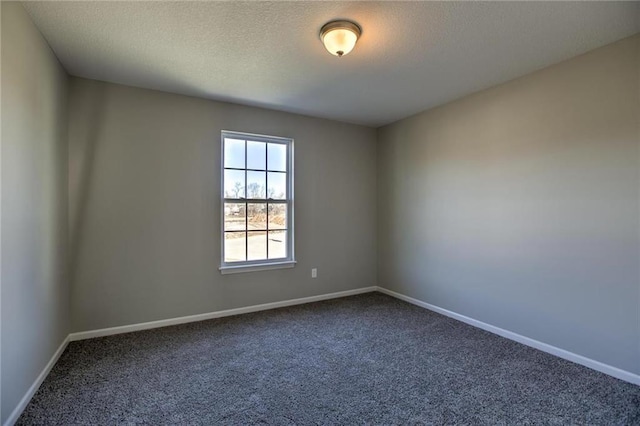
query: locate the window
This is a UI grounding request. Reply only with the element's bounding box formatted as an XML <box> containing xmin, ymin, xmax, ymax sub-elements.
<box><xmin>220</xmin><ymin>131</ymin><xmax>295</xmax><ymax>273</ymax></box>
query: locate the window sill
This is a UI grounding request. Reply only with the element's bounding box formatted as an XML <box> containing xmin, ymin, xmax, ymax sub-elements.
<box><xmin>219</xmin><ymin>260</ymin><xmax>297</xmax><ymax>275</ymax></box>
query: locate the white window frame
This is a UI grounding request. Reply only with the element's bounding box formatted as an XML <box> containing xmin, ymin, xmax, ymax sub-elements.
<box><xmin>219</xmin><ymin>130</ymin><xmax>295</xmax><ymax>274</ymax></box>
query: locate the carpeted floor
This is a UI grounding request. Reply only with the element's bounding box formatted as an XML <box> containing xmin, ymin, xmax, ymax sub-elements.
<box><xmin>18</xmin><ymin>292</ymin><xmax>640</xmax><ymax>425</ymax></box>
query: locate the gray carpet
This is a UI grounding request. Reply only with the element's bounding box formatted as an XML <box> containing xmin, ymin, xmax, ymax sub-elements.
<box><xmin>18</xmin><ymin>293</ymin><xmax>640</xmax><ymax>425</ymax></box>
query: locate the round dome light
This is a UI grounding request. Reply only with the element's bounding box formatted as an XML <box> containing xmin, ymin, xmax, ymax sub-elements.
<box><xmin>320</xmin><ymin>20</ymin><xmax>361</xmax><ymax>57</ymax></box>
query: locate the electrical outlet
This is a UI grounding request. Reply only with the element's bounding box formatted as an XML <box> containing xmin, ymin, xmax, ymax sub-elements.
<box><xmin>311</xmin><ymin>268</ymin><xmax>317</xmax><ymax>278</ymax></box>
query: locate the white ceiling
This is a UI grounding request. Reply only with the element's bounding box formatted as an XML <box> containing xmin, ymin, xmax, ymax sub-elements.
<box><xmin>24</xmin><ymin>1</ymin><xmax>639</xmax><ymax>127</ymax></box>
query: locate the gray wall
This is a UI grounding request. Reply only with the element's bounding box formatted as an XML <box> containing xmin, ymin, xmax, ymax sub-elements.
<box><xmin>1</xmin><ymin>2</ymin><xmax>69</xmax><ymax>423</ymax></box>
<box><xmin>68</xmin><ymin>78</ymin><xmax>377</xmax><ymax>332</ymax></box>
<box><xmin>377</xmin><ymin>35</ymin><xmax>640</xmax><ymax>374</ymax></box>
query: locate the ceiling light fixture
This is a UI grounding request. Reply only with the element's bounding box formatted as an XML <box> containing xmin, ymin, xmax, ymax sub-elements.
<box><xmin>319</xmin><ymin>20</ymin><xmax>361</xmax><ymax>57</ymax></box>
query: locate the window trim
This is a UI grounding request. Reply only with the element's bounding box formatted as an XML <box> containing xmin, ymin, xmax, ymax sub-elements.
<box><xmin>219</xmin><ymin>130</ymin><xmax>295</xmax><ymax>273</ymax></box>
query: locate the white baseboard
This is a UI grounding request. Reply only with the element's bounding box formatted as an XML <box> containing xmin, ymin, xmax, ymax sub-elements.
<box><xmin>376</xmin><ymin>286</ymin><xmax>640</xmax><ymax>386</ymax></box>
<box><xmin>70</xmin><ymin>286</ymin><xmax>378</xmax><ymax>341</ymax></box>
<box><xmin>3</xmin><ymin>335</ymin><xmax>70</xmax><ymax>426</ymax></box>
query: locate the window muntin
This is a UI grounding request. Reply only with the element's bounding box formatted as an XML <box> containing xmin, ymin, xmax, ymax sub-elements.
<box><xmin>221</xmin><ymin>131</ymin><xmax>294</xmax><ymax>270</ymax></box>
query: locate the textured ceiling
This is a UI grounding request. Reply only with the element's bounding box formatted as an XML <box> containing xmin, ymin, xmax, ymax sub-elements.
<box><xmin>23</xmin><ymin>1</ymin><xmax>640</xmax><ymax>127</ymax></box>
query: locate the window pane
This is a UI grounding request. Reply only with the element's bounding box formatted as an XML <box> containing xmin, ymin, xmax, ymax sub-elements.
<box><xmin>268</xmin><ymin>231</ymin><xmax>287</xmax><ymax>259</ymax></box>
<box><xmin>248</xmin><ymin>231</ymin><xmax>267</xmax><ymax>260</ymax></box>
<box><xmin>224</xmin><ymin>138</ymin><xmax>245</xmax><ymax>169</ymax></box>
<box><xmin>267</xmin><ymin>143</ymin><xmax>287</xmax><ymax>171</ymax></box>
<box><xmin>224</xmin><ymin>203</ymin><xmax>246</xmax><ymax>231</ymax></box>
<box><xmin>224</xmin><ymin>170</ymin><xmax>245</xmax><ymax>198</ymax></box>
<box><xmin>224</xmin><ymin>232</ymin><xmax>246</xmax><ymax>262</ymax></box>
<box><xmin>247</xmin><ymin>141</ymin><xmax>266</xmax><ymax>170</ymax></box>
<box><xmin>222</xmin><ymin>132</ymin><xmax>292</xmax><ymax>266</ymax></box>
<box><xmin>247</xmin><ymin>203</ymin><xmax>267</xmax><ymax>230</ymax></box>
<box><xmin>247</xmin><ymin>171</ymin><xmax>266</xmax><ymax>199</ymax></box>
<box><xmin>268</xmin><ymin>204</ymin><xmax>286</xmax><ymax>230</ymax></box>
<box><xmin>267</xmin><ymin>172</ymin><xmax>286</xmax><ymax>200</ymax></box>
